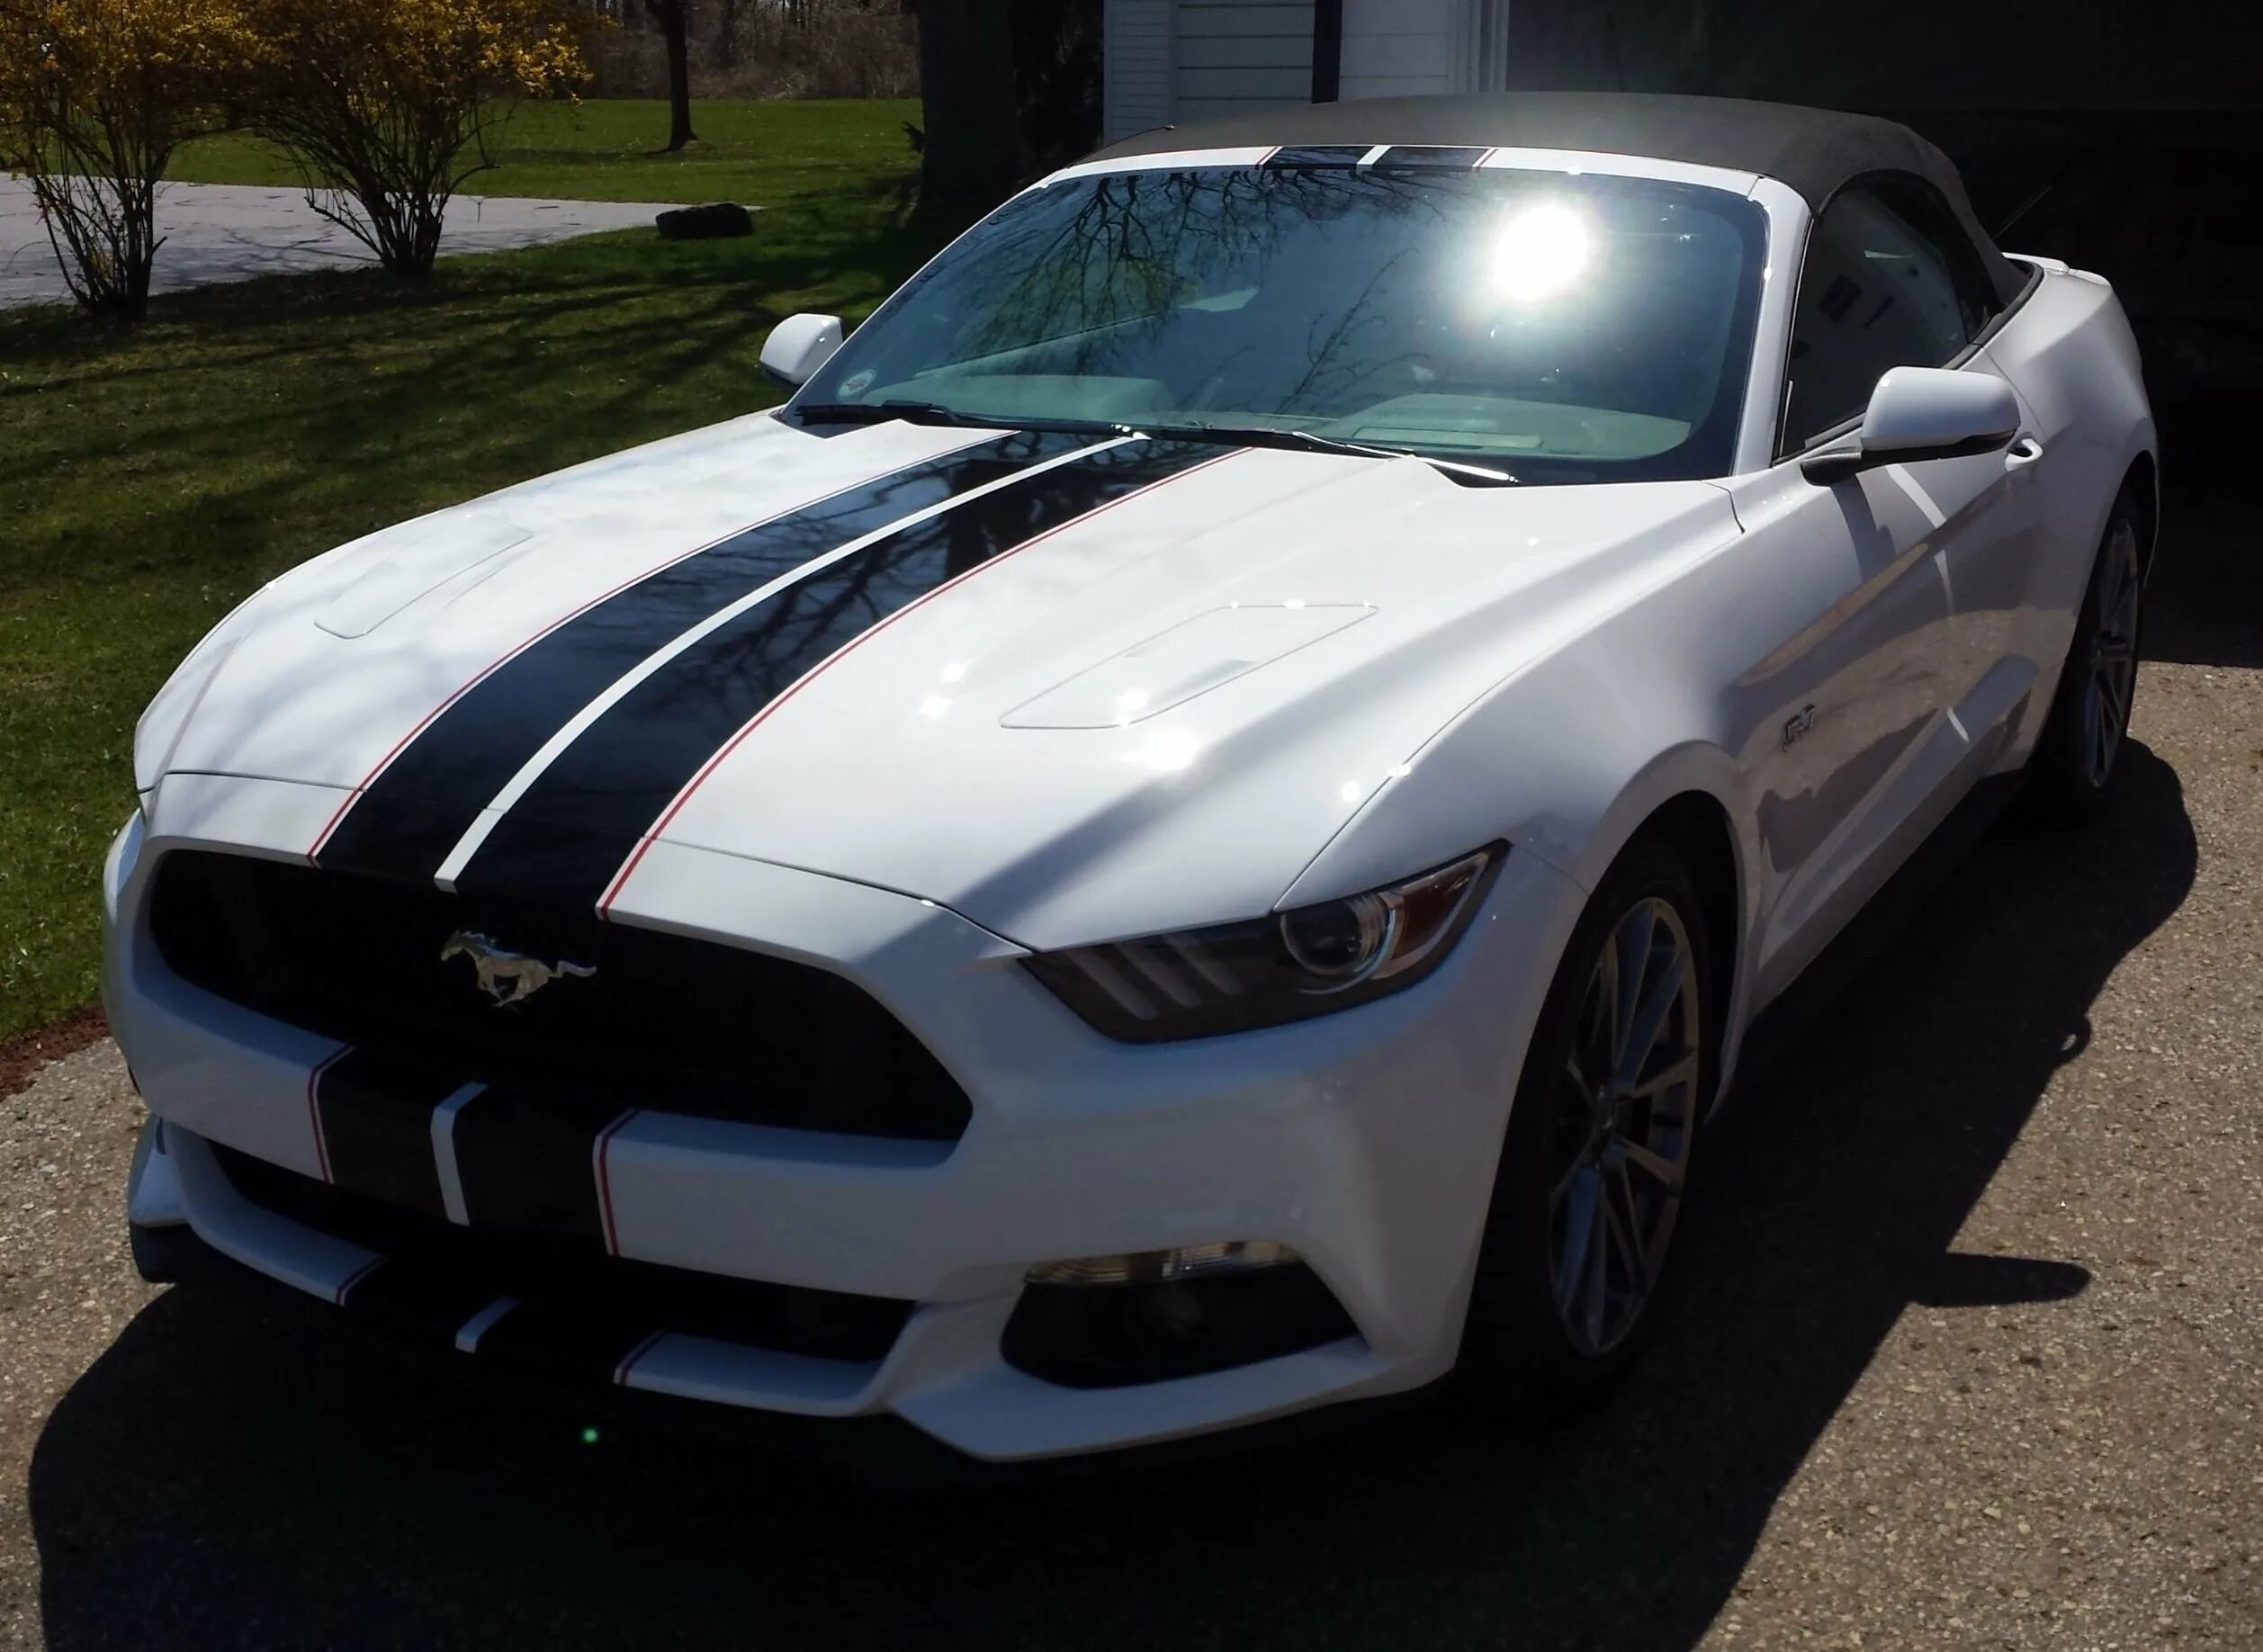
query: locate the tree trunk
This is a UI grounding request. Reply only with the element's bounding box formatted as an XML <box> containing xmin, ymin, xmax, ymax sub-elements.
<box><xmin>645</xmin><ymin>0</ymin><xmax>698</xmax><ymax>150</ymax></box>
<box><xmin>914</xmin><ymin>0</ymin><xmax>1023</xmax><ymax>201</ymax></box>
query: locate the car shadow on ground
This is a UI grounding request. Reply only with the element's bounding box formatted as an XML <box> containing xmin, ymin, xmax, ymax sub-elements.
<box><xmin>29</xmin><ymin>738</ymin><xmax>2195</xmax><ymax>1651</ymax></box>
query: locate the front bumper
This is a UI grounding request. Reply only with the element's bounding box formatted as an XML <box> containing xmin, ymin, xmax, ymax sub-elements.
<box><xmin>107</xmin><ymin>776</ymin><xmax>1584</xmax><ymax>1460</ymax></box>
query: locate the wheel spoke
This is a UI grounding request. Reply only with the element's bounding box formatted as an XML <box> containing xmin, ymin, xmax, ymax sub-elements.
<box><xmin>2097</xmin><ymin>665</ymin><xmax>2129</xmax><ymax>732</ymax></box>
<box><xmin>1609</xmin><ymin>904</ymin><xmax>1656</xmax><ymax>1068</ymax></box>
<box><xmin>2106</xmin><ymin>534</ymin><xmax>2141</xmax><ymax>624</ymax></box>
<box><xmin>1615</xmin><ymin>947</ymin><xmax>1687</xmax><ymax>1091</ymax></box>
<box><xmin>1579</xmin><ymin>1192</ymin><xmax>1611</xmax><ymax>1349</ymax></box>
<box><xmin>1587</xmin><ymin>938</ymin><xmax>1621</xmax><ymax>1078</ymax></box>
<box><xmin>1619</xmin><ymin>1135</ymin><xmax>1685</xmax><ymax>1191</ymax></box>
<box><xmin>1553</xmin><ymin>1167</ymin><xmax>1597</xmax><ymax>1314</ymax></box>
<box><xmin>1543</xmin><ymin>893</ymin><xmax>1704</xmax><ymax>1359</ymax></box>
<box><xmin>1606</xmin><ymin>1163</ymin><xmax>1654</xmax><ymax>1289</ymax></box>
<box><xmin>1625</xmin><ymin>1049</ymin><xmax>1700</xmax><ymax>1101</ymax></box>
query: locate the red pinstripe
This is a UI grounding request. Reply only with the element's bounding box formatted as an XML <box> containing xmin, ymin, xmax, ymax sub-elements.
<box><xmin>593</xmin><ymin>446</ymin><xmax>1248</xmax><ymax>916</ymax></box>
<box><xmin>301</xmin><ymin>436</ymin><xmax>996</xmax><ymax>864</ymax></box>
<box><xmin>593</xmin><ymin>1108</ymin><xmax>640</xmax><ymax>1256</ymax></box>
<box><xmin>612</xmin><ymin>1329</ymin><xmax>665</xmax><ymax>1386</ymax></box>
<box><xmin>304</xmin><ymin>1045</ymin><xmax>346</xmax><ymax>1182</ymax></box>
<box><xmin>330</xmin><ymin>1255</ymin><xmax>383</xmax><ymax>1307</ymax></box>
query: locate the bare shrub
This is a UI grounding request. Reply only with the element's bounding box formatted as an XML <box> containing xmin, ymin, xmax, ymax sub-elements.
<box><xmin>0</xmin><ymin>0</ymin><xmax>257</xmax><ymax>318</ymax></box>
<box><xmin>242</xmin><ymin>0</ymin><xmax>595</xmax><ymax>276</ymax></box>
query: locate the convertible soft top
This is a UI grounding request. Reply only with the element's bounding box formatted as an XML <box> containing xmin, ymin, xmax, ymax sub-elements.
<box><xmin>1087</xmin><ymin>91</ymin><xmax>2025</xmax><ymax>306</ymax></box>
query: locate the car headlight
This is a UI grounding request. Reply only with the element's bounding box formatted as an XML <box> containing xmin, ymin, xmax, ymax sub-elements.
<box><xmin>1023</xmin><ymin>844</ymin><xmax>1503</xmax><ymax>1042</ymax></box>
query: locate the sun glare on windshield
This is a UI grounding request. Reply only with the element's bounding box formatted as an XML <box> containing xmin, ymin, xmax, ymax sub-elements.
<box><xmin>1489</xmin><ymin>202</ymin><xmax>1594</xmax><ymax>301</ymax></box>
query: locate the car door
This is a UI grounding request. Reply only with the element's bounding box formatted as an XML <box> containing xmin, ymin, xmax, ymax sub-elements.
<box><xmin>1729</xmin><ymin>176</ymin><xmax>2036</xmax><ymax>1008</ymax></box>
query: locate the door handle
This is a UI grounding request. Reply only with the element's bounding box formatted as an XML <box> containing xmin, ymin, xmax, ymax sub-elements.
<box><xmin>2005</xmin><ymin>436</ymin><xmax>2045</xmax><ymax>469</ymax></box>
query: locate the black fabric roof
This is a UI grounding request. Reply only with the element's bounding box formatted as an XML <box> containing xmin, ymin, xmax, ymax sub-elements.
<box><xmin>1089</xmin><ymin>93</ymin><xmax>2025</xmax><ymax>304</ymax></box>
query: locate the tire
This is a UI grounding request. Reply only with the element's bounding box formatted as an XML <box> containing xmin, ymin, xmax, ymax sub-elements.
<box><xmin>1462</xmin><ymin>835</ymin><xmax>1719</xmax><ymax>1418</ymax></box>
<box><xmin>2025</xmin><ymin>488</ymin><xmax>2146</xmax><ymax>822</ymax></box>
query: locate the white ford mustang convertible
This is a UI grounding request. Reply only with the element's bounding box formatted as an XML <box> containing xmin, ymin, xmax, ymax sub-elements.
<box><xmin>109</xmin><ymin>94</ymin><xmax>2156</xmax><ymax>1462</ymax></box>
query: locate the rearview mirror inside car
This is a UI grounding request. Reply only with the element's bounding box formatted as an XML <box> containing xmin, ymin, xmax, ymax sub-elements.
<box><xmin>1802</xmin><ymin>365</ymin><xmax>2019</xmax><ymax>484</ymax></box>
<box><xmin>759</xmin><ymin>313</ymin><xmax>844</xmax><ymax>387</ymax></box>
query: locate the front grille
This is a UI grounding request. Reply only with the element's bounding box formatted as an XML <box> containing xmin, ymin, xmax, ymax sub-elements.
<box><xmin>150</xmin><ymin>849</ymin><xmax>972</xmax><ymax>1141</ymax></box>
<box><xmin>216</xmin><ymin>1144</ymin><xmax>913</xmax><ymax>1365</ymax></box>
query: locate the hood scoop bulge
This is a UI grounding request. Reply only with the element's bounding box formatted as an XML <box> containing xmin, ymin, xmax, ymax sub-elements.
<box><xmin>314</xmin><ymin>515</ymin><xmax>534</xmax><ymax>640</ymax></box>
<box><xmin>1001</xmin><ymin>603</ymin><xmax>1373</xmax><ymax>730</ymax></box>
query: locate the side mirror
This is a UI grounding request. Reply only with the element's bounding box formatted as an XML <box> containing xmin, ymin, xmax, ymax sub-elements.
<box><xmin>759</xmin><ymin>312</ymin><xmax>843</xmax><ymax>387</ymax></box>
<box><xmin>1801</xmin><ymin>365</ymin><xmax>2019</xmax><ymax>484</ymax></box>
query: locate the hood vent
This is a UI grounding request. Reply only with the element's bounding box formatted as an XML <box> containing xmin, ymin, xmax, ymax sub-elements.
<box><xmin>1001</xmin><ymin>603</ymin><xmax>1373</xmax><ymax>730</ymax></box>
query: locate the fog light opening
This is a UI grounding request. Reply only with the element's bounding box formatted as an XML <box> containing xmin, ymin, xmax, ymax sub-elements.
<box><xmin>1024</xmin><ymin>1240</ymin><xmax>1298</xmax><ymax>1288</ymax></box>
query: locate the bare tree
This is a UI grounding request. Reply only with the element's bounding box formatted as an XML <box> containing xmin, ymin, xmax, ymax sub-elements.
<box><xmin>912</xmin><ymin>0</ymin><xmax>1022</xmax><ymax>199</ymax></box>
<box><xmin>714</xmin><ymin>0</ymin><xmax>747</xmax><ymax>67</ymax></box>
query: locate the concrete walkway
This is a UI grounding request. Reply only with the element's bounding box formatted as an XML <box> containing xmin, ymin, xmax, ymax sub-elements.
<box><xmin>0</xmin><ymin>175</ymin><xmax>677</xmax><ymax>309</ymax></box>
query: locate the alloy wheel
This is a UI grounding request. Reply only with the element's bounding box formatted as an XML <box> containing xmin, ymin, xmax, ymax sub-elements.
<box><xmin>2081</xmin><ymin>518</ymin><xmax>2143</xmax><ymax>788</ymax></box>
<box><xmin>1545</xmin><ymin>896</ymin><xmax>1702</xmax><ymax>1359</ymax></box>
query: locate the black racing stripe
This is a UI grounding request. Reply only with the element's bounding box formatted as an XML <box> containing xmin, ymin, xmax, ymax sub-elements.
<box><xmin>337</xmin><ymin>1260</ymin><xmax>499</xmax><ymax>1345</ymax></box>
<box><xmin>450</xmin><ymin>1089</ymin><xmax>624</xmax><ymax>1243</ymax></box>
<box><xmin>471</xmin><ymin>1299</ymin><xmax>655</xmax><ymax>1381</ymax></box>
<box><xmin>313</xmin><ymin>1049</ymin><xmax>454</xmax><ymax>1218</ymax></box>
<box><xmin>1264</xmin><ymin>144</ymin><xmax>1371</xmax><ymax>168</ymax></box>
<box><xmin>1371</xmin><ymin>145</ymin><xmax>1494</xmax><ymax>170</ymax></box>
<box><xmin>452</xmin><ymin>437</ymin><xmax>1220</xmax><ymax>908</ymax></box>
<box><xmin>316</xmin><ymin>428</ymin><xmax>1093</xmax><ymax>881</ymax></box>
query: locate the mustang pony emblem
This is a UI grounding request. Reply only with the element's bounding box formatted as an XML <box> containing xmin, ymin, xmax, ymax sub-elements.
<box><xmin>440</xmin><ymin>931</ymin><xmax>595</xmax><ymax>1008</ymax></box>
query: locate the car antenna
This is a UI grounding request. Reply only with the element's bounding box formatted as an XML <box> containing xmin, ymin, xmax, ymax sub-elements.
<box><xmin>1992</xmin><ymin>171</ymin><xmax>2061</xmax><ymax>242</ymax></box>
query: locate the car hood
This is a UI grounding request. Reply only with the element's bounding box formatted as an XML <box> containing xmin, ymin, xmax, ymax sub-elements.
<box><xmin>148</xmin><ymin>414</ymin><xmax>1738</xmax><ymax>947</ymax></box>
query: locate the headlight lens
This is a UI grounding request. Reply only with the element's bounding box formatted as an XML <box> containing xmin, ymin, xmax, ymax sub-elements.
<box><xmin>1023</xmin><ymin>844</ymin><xmax>1503</xmax><ymax>1041</ymax></box>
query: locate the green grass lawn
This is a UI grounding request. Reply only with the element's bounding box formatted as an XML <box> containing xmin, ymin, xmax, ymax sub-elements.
<box><xmin>167</xmin><ymin>97</ymin><xmax>923</xmax><ymax>207</ymax></box>
<box><xmin>0</xmin><ymin>100</ymin><xmax>951</xmax><ymax>1045</ymax></box>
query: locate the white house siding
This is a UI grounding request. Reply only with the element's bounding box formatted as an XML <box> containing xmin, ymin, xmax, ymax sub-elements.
<box><xmin>1337</xmin><ymin>0</ymin><xmax>1455</xmax><ymax>101</ymax></box>
<box><xmin>1101</xmin><ymin>0</ymin><xmax>1511</xmax><ymax>143</ymax></box>
<box><xmin>1172</xmin><ymin>1</ymin><xmax>1316</xmax><ymax>124</ymax></box>
<box><xmin>1103</xmin><ymin>0</ymin><xmax>1176</xmax><ymax>142</ymax></box>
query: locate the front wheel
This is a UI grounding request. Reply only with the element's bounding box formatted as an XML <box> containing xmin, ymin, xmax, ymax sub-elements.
<box><xmin>2025</xmin><ymin>490</ymin><xmax>2146</xmax><ymax>820</ymax></box>
<box><xmin>1462</xmin><ymin>837</ymin><xmax>1717</xmax><ymax>1415</ymax></box>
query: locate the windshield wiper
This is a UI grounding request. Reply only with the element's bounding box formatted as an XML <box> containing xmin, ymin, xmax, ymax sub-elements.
<box><xmin>792</xmin><ymin>405</ymin><xmax>1517</xmax><ymax>483</ymax></box>
<box><xmin>791</xmin><ymin>400</ymin><xmax>1115</xmax><ymax>435</ymax></box>
<box><xmin>1121</xmin><ymin>421</ymin><xmax>1517</xmax><ymax>484</ymax></box>
<box><xmin>794</xmin><ymin>398</ymin><xmax>982</xmax><ymax>427</ymax></box>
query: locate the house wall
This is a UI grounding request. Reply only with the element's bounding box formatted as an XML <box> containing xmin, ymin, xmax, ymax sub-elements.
<box><xmin>1172</xmin><ymin>1</ymin><xmax>1316</xmax><ymax>125</ymax></box>
<box><xmin>1102</xmin><ymin>0</ymin><xmax>1175</xmax><ymax>140</ymax></box>
<box><xmin>1101</xmin><ymin>0</ymin><xmax>1512</xmax><ymax>142</ymax></box>
<box><xmin>1339</xmin><ymin>0</ymin><xmax>1484</xmax><ymax>102</ymax></box>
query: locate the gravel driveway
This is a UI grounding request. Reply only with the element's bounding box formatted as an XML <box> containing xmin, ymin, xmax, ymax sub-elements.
<box><xmin>0</xmin><ymin>176</ymin><xmax>676</xmax><ymax>310</ymax></box>
<box><xmin>2</xmin><ymin>502</ymin><xmax>2257</xmax><ymax>1650</ymax></box>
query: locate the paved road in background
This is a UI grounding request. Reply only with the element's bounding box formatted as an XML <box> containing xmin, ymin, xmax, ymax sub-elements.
<box><xmin>0</xmin><ymin>176</ymin><xmax>675</xmax><ymax>310</ymax></box>
<box><xmin>3</xmin><ymin>504</ymin><xmax>2258</xmax><ymax>1648</ymax></box>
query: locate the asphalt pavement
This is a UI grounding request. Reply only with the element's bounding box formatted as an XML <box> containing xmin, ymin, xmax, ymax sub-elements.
<box><xmin>2</xmin><ymin>499</ymin><xmax>2258</xmax><ymax>1650</ymax></box>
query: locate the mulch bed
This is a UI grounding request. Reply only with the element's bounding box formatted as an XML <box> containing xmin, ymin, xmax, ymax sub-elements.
<box><xmin>0</xmin><ymin>1005</ymin><xmax>111</xmax><ymax>1100</ymax></box>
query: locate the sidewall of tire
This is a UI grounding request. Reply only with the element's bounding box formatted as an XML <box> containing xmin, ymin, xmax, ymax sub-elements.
<box><xmin>2026</xmin><ymin>487</ymin><xmax>2144</xmax><ymax>820</ymax></box>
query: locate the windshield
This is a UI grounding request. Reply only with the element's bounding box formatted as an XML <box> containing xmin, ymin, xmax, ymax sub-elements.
<box><xmin>794</xmin><ymin>161</ymin><xmax>1767</xmax><ymax>482</ymax></box>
